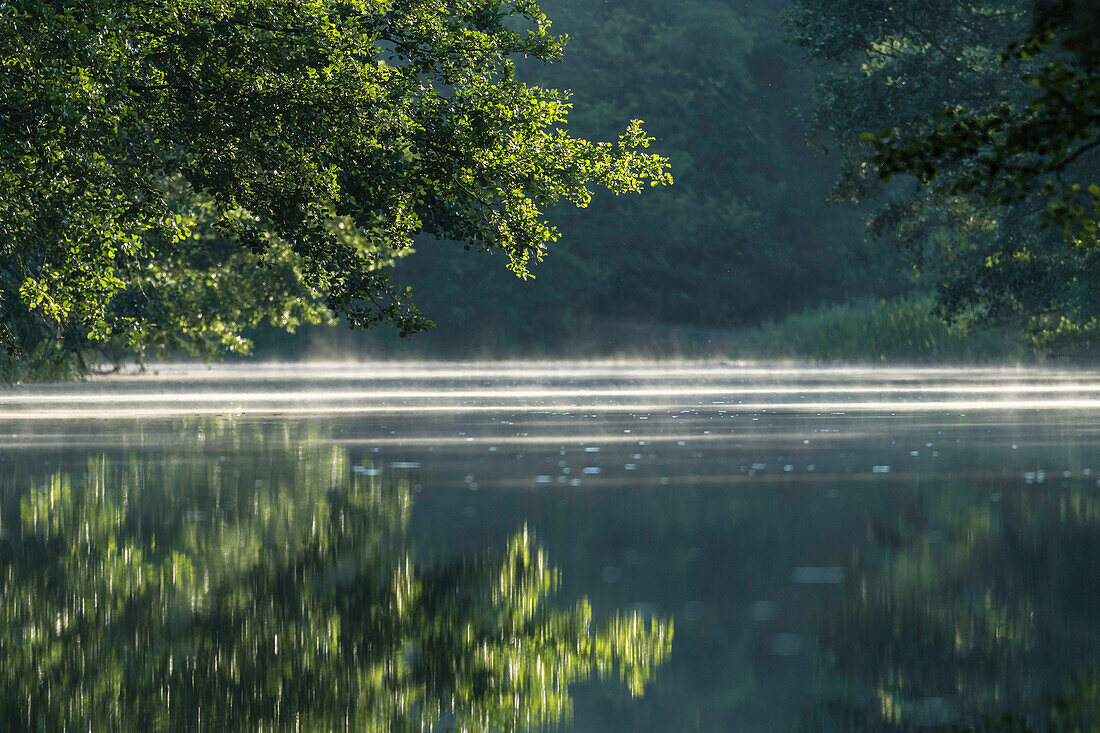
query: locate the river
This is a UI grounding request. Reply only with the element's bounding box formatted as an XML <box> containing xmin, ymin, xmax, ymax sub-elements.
<box><xmin>4</xmin><ymin>361</ymin><xmax>1100</xmax><ymax>731</ymax></box>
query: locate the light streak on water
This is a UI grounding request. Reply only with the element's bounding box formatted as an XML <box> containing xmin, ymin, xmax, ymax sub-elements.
<box><xmin>6</xmin><ymin>361</ymin><xmax>1100</xmax><ymax>420</ymax></box>
<box><xmin>2</xmin><ymin>400</ymin><xmax>1100</xmax><ymax>420</ymax></box>
<box><xmin>10</xmin><ymin>382</ymin><xmax>1100</xmax><ymax>404</ymax></box>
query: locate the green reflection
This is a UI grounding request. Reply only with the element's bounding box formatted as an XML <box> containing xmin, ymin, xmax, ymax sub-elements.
<box><xmin>805</xmin><ymin>475</ymin><xmax>1100</xmax><ymax>731</ymax></box>
<box><xmin>0</xmin><ymin>424</ymin><xmax>671</xmax><ymax>731</ymax></box>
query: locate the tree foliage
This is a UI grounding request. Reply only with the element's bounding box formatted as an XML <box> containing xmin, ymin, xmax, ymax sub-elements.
<box><xmin>0</xmin><ymin>0</ymin><xmax>669</xmax><ymax>372</ymax></box>
<box><xmin>785</xmin><ymin>0</ymin><xmax>1100</xmax><ymax>349</ymax></box>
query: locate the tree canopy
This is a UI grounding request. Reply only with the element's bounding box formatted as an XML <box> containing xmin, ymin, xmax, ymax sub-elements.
<box><xmin>785</xmin><ymin>0</ymin><xmax>1100</xmax><ymax>348</ymax></box>
<box><xmin>0</xmin><ymin>0</ymin><xmax>670</xmax><ymax>373</ymax></box>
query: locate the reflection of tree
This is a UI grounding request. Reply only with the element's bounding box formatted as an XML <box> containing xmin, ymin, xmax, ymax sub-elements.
<box><xmin>0</xmin><ymin>426</ymin><xmax>671</xmax><ymax>731</ymax></box>
<box><xmin>804</xmin><ymin>478</ymin><xmax>1100</xmax><ymax>731</ymax></box>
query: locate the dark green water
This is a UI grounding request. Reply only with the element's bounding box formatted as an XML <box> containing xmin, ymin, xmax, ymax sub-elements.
<box><xmin>5</xmin><ymin>363</ymin><xmax>1100</xmax><ymax>731</ymax></box>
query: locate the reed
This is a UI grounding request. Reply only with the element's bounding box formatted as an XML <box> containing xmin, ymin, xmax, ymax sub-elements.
<box><xmin>735</xmin><ymin>297</ymin><xmax>1033</xmax><ymax>363</ymax></box>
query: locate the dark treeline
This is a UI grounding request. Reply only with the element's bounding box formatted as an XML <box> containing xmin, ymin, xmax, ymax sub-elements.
<box><xmin>400</xmin><ymin>0</ymin><xmax>901</xmax><ymax>337</ymax></box>
<box><xmin>295</xmin><ymin>0</ymin><xmax>1100</xmax><ymax>360</ymax></box>
<box><xmin>287</xmin><ymin>0</ymin><xmax>910</xmax><ymax>357</ymax></box>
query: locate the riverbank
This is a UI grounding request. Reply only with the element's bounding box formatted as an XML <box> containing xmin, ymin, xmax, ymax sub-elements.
<box><xmin>732</xmin><ymin>297</ymin><xmax>1035</xmax><ymax>364</ymax></box>
<box><xmin>0</xmin><ymin>297</ymin><xmax>1051</xmax><ymax>386</ymax></box>
<box><xmin>278</xmin><ymin>296</ymin><xmax>1039</xmax><ymax>365</ymax></box>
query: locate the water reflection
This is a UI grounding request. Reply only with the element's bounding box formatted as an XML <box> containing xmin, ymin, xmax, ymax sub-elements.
<box><xmin>806</xmin><ymin>472</ymin><xmax>1100</xmax><ymax>731</ymax></box>
<box><xmin>14</xmin><ymin>365</ymin><xmax>1100</xmax><ymax>729</ymax></box>
<box><xmin>0</xmin><ymin>423</ymin><xmax>671</xmax><ymax>731</ymax></box>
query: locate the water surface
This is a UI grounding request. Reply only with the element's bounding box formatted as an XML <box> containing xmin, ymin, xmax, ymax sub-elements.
<box><xmin>5</xmin><ymin>362</ymin><xmax>1100</xmax><ymax>730</ymax></box>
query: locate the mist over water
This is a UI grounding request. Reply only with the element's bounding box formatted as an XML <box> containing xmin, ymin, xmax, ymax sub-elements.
<box><xmin>10</xmin><ymin>360</ymin><xmax>1100</xmax><ymax>419</ymax></box>
<box><xmin>6</xmin><ymin>361</ymin><xmax>1100</xmax><ymax>730</ymax></box>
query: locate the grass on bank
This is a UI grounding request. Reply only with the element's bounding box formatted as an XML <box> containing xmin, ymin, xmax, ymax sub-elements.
<box><xmin>734</xmin><ymin>297</ymin><xmax>1035</xmax><ymax>363</ymax></box>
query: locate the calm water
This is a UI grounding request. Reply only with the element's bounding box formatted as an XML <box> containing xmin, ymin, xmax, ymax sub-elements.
<box><xmin>5</xmin><ymin>362</ymin><xmax>1100</xmax><ymax>731</ymax></box>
